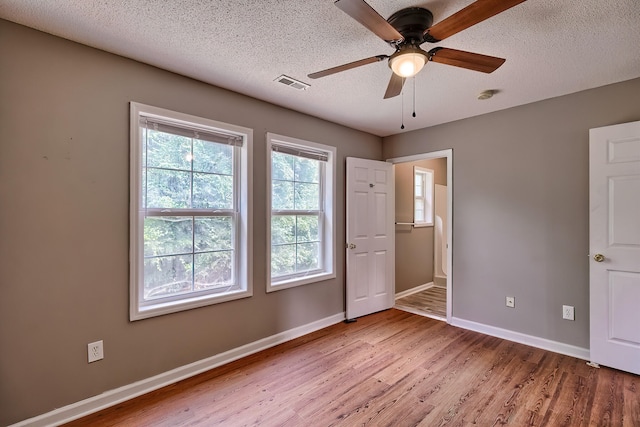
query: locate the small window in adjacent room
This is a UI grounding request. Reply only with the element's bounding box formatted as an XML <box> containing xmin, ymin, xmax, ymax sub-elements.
<box><xmin>267</xmin><ymin>133</ymin><xmax>336</xmax><ymax>292</ymax></box>
<box><xmin>414</xmin><ymin>167</ymin><xmax>434</xmax><ymax>227</ymax></box>
<box><xmin>129</xmin><ymin>102</ymin><xmax>252</xmax><ymax>320</ymax></box>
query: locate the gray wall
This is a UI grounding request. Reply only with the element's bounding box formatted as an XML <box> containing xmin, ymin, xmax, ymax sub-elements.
<box><xmin>383</xmin><ymin>77</ymin><xmax>640</xmax><ymax>349</ymax></box>
<box><xmin>0</xmin><ymin>20</ymin><xmax>381</xmax><ymax>425</ymax></box>
<box><xmin>3</xmin><ymin>16</ymin><xmax>640</xmax><ymax>426</ymax></box>
<box><xmin>395</xmin><ymin>158</ymin><xmax>447</xmax><ymax>293</ymax></box>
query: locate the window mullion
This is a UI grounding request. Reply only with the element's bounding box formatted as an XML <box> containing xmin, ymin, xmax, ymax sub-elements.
<box><xmin>319</xmin><ymin>163</ymin><xmax>325</xmax><ymax>269</ymax></box>
<box><xmin>144</xmin><ymin>127</ymin><xmax>148</xmax><ymax>211</ymax></box>
<box><xmin>294</xmin><ymin>215</ymin><xmax>299</xmax><ymax>274</ymax></box>
<box><xmin>190</xmin><ymin>138</ymin><xmax>195</xmax><ymax>293</ymax></box>
<box><xmin>145</xmin><ymin>209</ymin><xmax>235</xmax><ymax>217</ymax></box>
<box><xmin>141</xmin><ymin>126</ymin><xmax>149</xmax><ymax>306</ymax></box>
<box><xmin>233</xmin><ymin>145</ymin><xmax>240</xmax><ymax>284</ymax></box>
<box><xmin>271</xmin><ymin>210</ymin><xmax>319</xmax><ymax>216</ymax></box>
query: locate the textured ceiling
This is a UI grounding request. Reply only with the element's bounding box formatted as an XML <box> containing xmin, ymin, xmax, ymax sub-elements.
<box><xmin>1</xmin><ymin>0</ymin><xmax>639</xmax><ymax>136</ymax></box>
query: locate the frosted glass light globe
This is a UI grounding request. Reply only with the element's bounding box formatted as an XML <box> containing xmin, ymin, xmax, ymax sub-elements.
<box><xmin>390</xmin><ymin>50</ymin><xmax>427</xmax><ymax>78</ymax></box>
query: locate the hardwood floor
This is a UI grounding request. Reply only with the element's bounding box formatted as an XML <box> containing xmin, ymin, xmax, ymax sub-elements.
<box><xmin>395</xmin><ymin>286</ymin><xmax>447</xmax><ymax>319</ymax></box>
<box><xmin>64</xmin><ymin>309</ymin><xmax>639</xmax><ymax>427</ymax></box>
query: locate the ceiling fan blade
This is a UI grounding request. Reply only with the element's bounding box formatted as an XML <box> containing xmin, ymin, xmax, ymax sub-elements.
<box><xmin>425</xmin><ymin>0</ymin><xmax>527</xmax><ymax>42</ymax></box>
<box><xmin>308</xmin><ymin>55</ymin><xmax>388</xmax><ymax>79</ymax></box>
<box><xmin>428</xmin><ymin>48</ymin><xmax>505</xmax><ymax>73</ymax></box>
<box><xmin>335</xmin><ymin>0</ymin><xmax>404</xmax><ymax>43</ymax></box>
<box><xmin>383</xmin><ymin>73</ymin><xmax>405</xmax><ymax>99</ymax></box>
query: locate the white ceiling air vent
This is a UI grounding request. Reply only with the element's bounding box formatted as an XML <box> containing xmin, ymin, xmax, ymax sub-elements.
<box><xmin>275</xmin><ymin>75</ymin><xmax>310</xmax><ymax>91</ymax></box>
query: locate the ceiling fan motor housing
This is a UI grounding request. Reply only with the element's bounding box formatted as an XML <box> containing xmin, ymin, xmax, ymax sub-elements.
<box><xmin>387</xmin><ymin>7</ymin><xmax>434</xmax><ymax>46</ymax></box>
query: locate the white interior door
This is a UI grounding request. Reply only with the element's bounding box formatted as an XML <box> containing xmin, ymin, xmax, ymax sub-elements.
<box><xmin>589</xmin><ymin>120</ymin><xmax>640</xmax><ymax>375</ymax></box>
<box><xmin>346</xmin><ymin>157</ymin><xmax>394</xmax><ymax>320</ymax></box>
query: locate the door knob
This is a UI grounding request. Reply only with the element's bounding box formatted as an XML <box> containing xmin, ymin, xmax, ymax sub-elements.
<box><xmin>593</xmin><ymin>253</ymin><xmax>605</xmax><ymax>262</ymax></box>
<box><xmin>348</xmin><ymin>243</ymin><xmax>356</xmax><ymax>249</ymax></box>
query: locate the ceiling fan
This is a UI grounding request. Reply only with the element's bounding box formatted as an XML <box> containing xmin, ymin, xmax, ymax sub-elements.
<box><xmin>308</xmin><ymin>0</ymin><xmax>527</xmax><ymax>99</ymax></box>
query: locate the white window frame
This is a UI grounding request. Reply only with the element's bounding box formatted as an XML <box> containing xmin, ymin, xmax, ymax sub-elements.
<box><xmin>414</xmin><ymin>166</ymin><xmax>434</xmax><ymax>227</ymax></box>
<box><xmin>129</xmin><ymin>102</ymin><xmax>252</xmax><ymax>320</ymax></box>
<box><xmin>266</xmin><ymin>133</ymin><xmax>336</xmax><ymax>292</ymax></box>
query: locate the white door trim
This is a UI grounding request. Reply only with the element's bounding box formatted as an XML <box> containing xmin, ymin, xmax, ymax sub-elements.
<box><xmin>386</xmin><ymin>149</ymin><xmax>453</xmax><ymax>324</ymax></box>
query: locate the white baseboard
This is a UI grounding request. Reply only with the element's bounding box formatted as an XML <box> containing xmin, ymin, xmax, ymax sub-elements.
<box><xmin>451</xmin><ymin>317</ymin><xmax>590</xmax><ymax>361</ymax></box>
<box><xmin>10</xmin><ymin>312</ymin><xmax>346</xmax><ymax>427</ymax></box>
<box><xmin>395</xmin><ymin>282</ymin><xmax>433</xmax><ymax>299</ymax></box>
<box><xmin>433</xmin><ymin>275</ymin><xmax>447</xmax><ymax>288</ymax></box>
<box><xmin>13</xmin><ymin>312</ymin><xmax>590</xmax><ymax>427</ymax></box>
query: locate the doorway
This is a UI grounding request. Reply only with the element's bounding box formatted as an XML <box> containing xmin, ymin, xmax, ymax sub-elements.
<box><xmin>387</xmin><ymin>150</ymin><xmax>453</xmax><ymax>323</ymax></box>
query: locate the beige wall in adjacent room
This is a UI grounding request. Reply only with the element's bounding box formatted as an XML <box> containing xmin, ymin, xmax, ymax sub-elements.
<box><xmin>0</xmin><ymin>20</ymin><xmax>382</xmax><ymax>425</ymax></box>
<box><xmin>394</xmin><ymin>158</ymin><xmax>447</xmax><ymax>294</ymax></box>
<box><xmin>383</xmin><ymin>77</ymin><xmax>640</xmax><ymax>349</ymax></box>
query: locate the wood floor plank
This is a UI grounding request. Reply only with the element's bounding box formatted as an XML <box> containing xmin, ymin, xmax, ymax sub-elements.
<box><xmin>294</xmin><ymin>347</ymin><xmax>399</xmax><ymax>419</ymax></box>
<box><xmin>537</xmin><ymin>357</ymin><xmax>598</xmax><ymax>427</ymax></box>
<box><xmin>454</xmin><ymin>347</ymin><xmax>534</xmax><ymax>425</ymax></box>
<box><xmin>63</xmin><ymin>309</ymin><xmax>639</xmax><ymax>427</ymax></box>
<box><xmin>511</xmin><ymin>352</ymin><xmax>567</xmax><ymax>426</ymax></box>
<box><xmin>584</xmin><ymin>368</ymin><xmax>627</xmax><ymax>427</ymax></box>
<box><xmin>396</xmin><ymin>286</ymin><xmax>447</xmax><ymax>318</ymax></box>
<box><xmin>426</xmin><ymin>339</ymin><xmax>532</xmax><ymax>426</ymax></box>
<box><xmin>623</xmin><ymin>374</ymin><xmax>640</xmax><ymax>426</ymax></box>
<box><xmin>366</xmin><ymin>366</ymin><xmax>441</xmax><ymax>426</ymax></box>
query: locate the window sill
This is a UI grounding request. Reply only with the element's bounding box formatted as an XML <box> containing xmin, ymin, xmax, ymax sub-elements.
<box><xmin>131</xmin><ymin>288</ymin><xmax>252</xmax><ymax>321</ymax></box>
<box><xmin>267</xmin><ymin>271</ymin><xmax>336</xmax><ymax>293</ymax></box>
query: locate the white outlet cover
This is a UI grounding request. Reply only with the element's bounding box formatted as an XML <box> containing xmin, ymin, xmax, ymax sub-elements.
<box><xmin>88</xmin><ymin>340</ymin><xmax>104</xmax><ymax>363</ymax></box>
<box><xmin>562</xmin><ymin>305</ymin><xmax>575</xmax><ymax>321</ymax></box>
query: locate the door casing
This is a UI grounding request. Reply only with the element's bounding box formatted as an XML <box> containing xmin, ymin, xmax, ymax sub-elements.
<box><xmin>387</xmin><ymin>149</ymin><xmax>453</xmax><ymax>323</ymax></box>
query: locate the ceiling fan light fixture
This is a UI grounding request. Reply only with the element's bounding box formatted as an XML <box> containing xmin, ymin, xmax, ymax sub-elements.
<box><xmin>389</xmin><ymin>48</ymin><xmax>427</xmax><ymax>78</ymax></box>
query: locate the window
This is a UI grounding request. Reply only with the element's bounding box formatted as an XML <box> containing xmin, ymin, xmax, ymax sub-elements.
<box><xmin>130</xmin><ymin>102</ymin><xmax>252</xmax><ymax>320</ymax></box>
<box><xmin>267</xmin><ymin>133</ymin><xmax>336</xmax><ymax>291</ymax></box>
<box><xmin>414</xmin><ymin>167</ymin><xmax>434</xmax><ymax>226</ymax></box>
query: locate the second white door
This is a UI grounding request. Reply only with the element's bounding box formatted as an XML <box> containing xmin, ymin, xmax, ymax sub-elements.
<box><xmin>589</xmin><ymin>120</ymin><xmax>640</xmax><ymax>375</ymax></box>
<box><xmin>346</xmin><ymin>157</ymin><xmax>395</xmax><ymax>320</ymax></box>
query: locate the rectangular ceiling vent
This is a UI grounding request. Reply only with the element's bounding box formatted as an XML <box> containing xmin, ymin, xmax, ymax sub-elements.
<box><xmin>274</xmin><ymin>75</ymin><xmax>310</xmax><ymax>91</ymax></box>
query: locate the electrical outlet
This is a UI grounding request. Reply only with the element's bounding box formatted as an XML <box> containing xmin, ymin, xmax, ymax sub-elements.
<box><xmin>88</xmin><ymin>340</ymin><xmax>104</xmax><ymax>363</ymax></box>
<box><xmin>563</xmin><ymin>305</ymin><xmax>575</xmax><ymax>321</ymax></box>
<box><xmin>506</xmin><ymin>296</ymin><xmax>515</xmax><ymax>308</ymax></box>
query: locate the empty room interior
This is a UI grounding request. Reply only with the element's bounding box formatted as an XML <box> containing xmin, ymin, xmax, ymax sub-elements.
<box><xmin>1</xmin><ymin>1</ymin><xmax>639</xmax><ymax>426</ymax></box>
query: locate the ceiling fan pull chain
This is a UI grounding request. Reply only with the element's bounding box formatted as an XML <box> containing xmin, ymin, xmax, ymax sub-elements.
<box><xmin>401</xmin><ymin>79</ymin><xmax>405</xmax><ymax>129</ymax></box>
<box><xmin>412</xmin><ymin>77</ymin><xmax>417</xmax><ymax>118</ymax></box>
